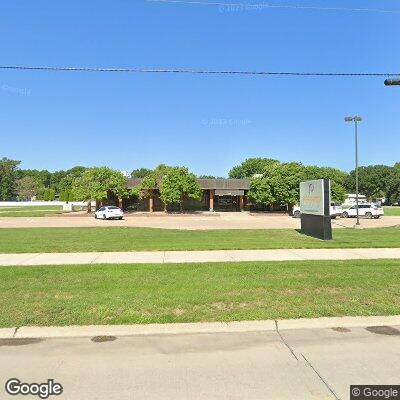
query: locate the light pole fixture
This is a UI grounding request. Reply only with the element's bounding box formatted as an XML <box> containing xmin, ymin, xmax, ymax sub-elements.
<box><xmin>344</xmin><ymin>116</ymin><xmax>362</xmax><ymax>226</ymax></box>
<box><xmin>384</xmin><ymin>79</ymin><xmax>400</xmax><ymax>86</ymax></box>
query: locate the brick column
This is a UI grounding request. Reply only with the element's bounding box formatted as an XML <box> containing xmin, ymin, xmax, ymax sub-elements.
<box><xmin>118</xmin><ymin>198</ymin><xmax>123</xmax><ymax>209</ymax></box>
<box><xmin>149</xmin><ymin>192</ymin><xmax>154</xmax><ymax>213</ymax></box>
<box><xmin>209</xmin><ymin>189</ymin><xmax>215</xmax><ymax>212</ymax></box>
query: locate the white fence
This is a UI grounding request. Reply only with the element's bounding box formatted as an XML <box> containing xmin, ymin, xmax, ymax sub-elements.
<box><xmin>0</xmin><ymin>201</ymin><xmax>93</xmax><ymax>207</ymax></box>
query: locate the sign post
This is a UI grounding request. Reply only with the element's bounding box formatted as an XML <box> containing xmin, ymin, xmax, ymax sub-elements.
<box><xmin>300</xmin><ymin>179</ymin><xmax>332</xmax><ymax>240</ymax></box>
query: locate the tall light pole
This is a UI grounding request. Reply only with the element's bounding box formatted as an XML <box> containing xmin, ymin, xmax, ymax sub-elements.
<box><xmin>345</xmin><ymin>116</ymin><xmax>362</xmax><ymax>226</ymax></box>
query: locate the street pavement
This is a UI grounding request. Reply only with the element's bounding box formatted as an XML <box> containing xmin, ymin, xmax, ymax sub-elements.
<box><xmin>1</xmin><ymin>247</ymin><xmax>400</xmax><ymax>266</ymax></box>
<box><xmin>1</xmin><ymin>323</ymin><xmax>400</xmax><ymax>399</ymax></box>
<box><xmin>1</xmin><ymin>212</ymin><xmax>399</xmax><ymax>229</ymax></box>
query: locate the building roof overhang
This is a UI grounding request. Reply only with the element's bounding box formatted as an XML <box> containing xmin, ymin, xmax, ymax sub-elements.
<box><xmin>126</xmin><ymin>178</ymin><xmax>250</xmax><ymax>190</ymax></box>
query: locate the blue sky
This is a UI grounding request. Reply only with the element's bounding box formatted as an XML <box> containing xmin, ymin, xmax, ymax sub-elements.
<box><xmin>1</xmin><ymin>0</ymin><xmax>399</xmax><ymax>176</ymax></box>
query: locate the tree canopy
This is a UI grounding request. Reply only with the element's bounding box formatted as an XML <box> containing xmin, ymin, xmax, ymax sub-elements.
<box><xmin>160</xmin><ymin>167</ymin><xmax>202</xmax><ymax>211</ymax></box>
<box><xmin>131</xmin><ymin>168</ymin><xmax>153</xmax><ymax>179</ymax></box>
<box><xmin>248</xmin><ymin>161</ymin><xmax>348</xmax><ymax>208</ymax></box>
<box><xmin>228</xmin><ymin>158</ymin><xmax>279</xmax><ymax>178</ymax></box>
<box><xmin>72</xmin><ymin>167</ymin><xmax>128</xmax><ymax>201</ymax></box>
<box><xmin>305</xmin><ymin>166</ymin><xmax>347</xmax><ymax>203</ymax></box>
<box><xmin>386</xmin><ymin>164</ymin><xmax>400</xmax><ymax>204</ymax></box>
<box><xmin>197</xmin><ymin>175</ymin><xmax>226</xmax><ymax>179</ymax></box>
<box><xmin>345</xmin><ymin>165</ymin><xmax>394</xmax><ymax>201</ymax></box>
<box><xmin>3</xmin><ymin>156</ymin><xmax>399</xmax><ymax>207</ymax></box>
<box><xmin>248</xmin><ymin>162</ymin><xmax>306</xmax><ymax>208</ymax></box>
<box><xmin>17</xmin><ymin>169</ymin><xmax>51</xmax><ymax>188</ymax></box>
<box><xmin>15</xmin><ymin>176</ymin><xmax>41</xmax><ymax>200</ymax></box>
<box><xmin>132</xmin><ymin>164</ymin><xmax>202</xmax><ymax>212</ymax></box>
<box><xmin>0</xmin><ymin>158</ymin><xmax>21</xmax><ymax>200</ymax></box>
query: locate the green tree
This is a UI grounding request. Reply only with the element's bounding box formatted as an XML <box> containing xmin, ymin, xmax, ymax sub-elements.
<box><xmin>49</xmin><ymin>170</ymin><xmax>68</xmax><ymax>192</ymax></box>
<box><xmin>305</xmin><ymin>166</ymin><xmax>347</xmax><ymax>203</ymax></box>
<box><xmin>269</xmin><ymin>162</ymin><xmax>307</xmax><ymax>207</ymax></box>
<box><xmin>38</xmin><ymin>187</ymin><xmax>55</xmax><ymax>201</ymax></box>
<box><xmin>42</xmin><ymin>188</ymin><xmax>49</xmax><ymax>201</ymax></box>
<box><xmin>387</xmin><ymin>165</ymin><xmax>400</xmax><ymax>204</ymax></box>
<box><xmin>48</xmin><ymin>188</ymin><xmax>56</xmax><ymax>201</ymax></box>
<box><xmin>160</xmin><ymin>167</ymin><xmax>202</xmax><ymax>212</ymax></box>
<box><xmin>58</xmin><ymin>176</ymin><xmax>74</xmax><ymax>193</ymax></box>
<box><xmin>229</xmin><ymin>158</ymin><xmax>279</xmax><ymax>178</ymax></box>
<box><xmin>59</xmin><ymin>190</ymin><xmax>72</xmax><ymax>202</ymax></box>
<box><xmin>248</xmin><ymin>175</ymin><xmax>275</xmax><ymax>206</ymax></box>
<box><xmin>248</xmin><ymin>162</ymin><xmax>307</xmax><ymax>210</ymax></box>
<box><xmin>72</xmin><ymin>167</ymin><xmax>128</xmax><ymax>202</ymax></box>
<box><xmin>198</xmin><ymin>175</ymin><xmax>216</xmax><ymax>179</ymax></box>
<box><xmin>132</xmin><ymin>174</ymin><xmax>156</xmax><ymax>199</ymax></box>
<box><xmin>17</xmin><ymin>169</ymin><xmax>51</xmax><ymax>187</ymax></box>
<box><xmin>0</xmin><ymin>158</ymin><xmax>21</xmax><ymax>200</ymax></box>
<box><xmin>198</xmin><ymin>175</ymin><xmax>226</xmax><ymax>179</ymax></box>
<box><xmin>132</xmin><ymin>164</ymin><xmax>171</xmax><ymax>200</ymax></box>
<box><xmin>131</xmin><ymin>168</ymin><xmax>153</xmax><ymax>178</ymax></box>
<box><xmin>66</xmin><ymin>166</ymin><xmax>87</xmax><ymax>178</ymax></box>
<box><xmin>15</xmin><ymin>176</ymin><xmax>41</xmax><ymax>200</ymax></box>
<box><xmin>345</xmin><ymin>165</ymin><xmax>393</xmax><ymax>201</ymax></box>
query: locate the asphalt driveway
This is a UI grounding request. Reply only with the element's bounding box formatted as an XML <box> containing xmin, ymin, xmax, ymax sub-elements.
<box><xmin>1</xmin><ymin>212</ymin><xmax>399</xmax><ymax>230</ymax></box>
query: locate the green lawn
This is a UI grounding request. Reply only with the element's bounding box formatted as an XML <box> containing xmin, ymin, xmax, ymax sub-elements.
<box><xmin>0</xmin><ymin>226</ymin><xmax>399</xmax><ymax>253</ymax></box>
<box><xmin>0</xmin><ymin>205</ymin><xmax>64</xmax><ymax>217</ymax></box>
<box><xmin>384</xmin><ymin>206</ymin><xmax>400</xmax><ymax>216</ymax></box>
<box><xmin>1</xmin><ymin>259</ymin><xmax>399</xmax><ymax>327</ymax></box>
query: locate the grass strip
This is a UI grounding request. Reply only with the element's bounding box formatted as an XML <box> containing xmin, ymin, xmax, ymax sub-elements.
<box><xmin>0</xmin><ymin>226</ymin><xmax>399</xmax><ymax>253</ymax></box>
<box><xmin>0</xmin><ymin>259</ymin><xmax>399</xmax><ymax>327</ymax></box>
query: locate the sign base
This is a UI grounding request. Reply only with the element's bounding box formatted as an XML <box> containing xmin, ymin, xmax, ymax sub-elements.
<box><xmin>301</xmin><ymin>214</ymin><xmax>332</xmax><ymax>240</ymax></box>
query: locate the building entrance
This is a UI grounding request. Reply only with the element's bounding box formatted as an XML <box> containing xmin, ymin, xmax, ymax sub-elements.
<box><xmin>214</xmin><ymin>195</ymin><xmax>240</xmax><ymax>212</ymax></box>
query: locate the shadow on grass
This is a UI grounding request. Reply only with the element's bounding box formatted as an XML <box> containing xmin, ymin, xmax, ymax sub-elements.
<box><xmin>295</xmin><ymin>229</ymin><xmax>332</xmax><ymax>241</ymax></box>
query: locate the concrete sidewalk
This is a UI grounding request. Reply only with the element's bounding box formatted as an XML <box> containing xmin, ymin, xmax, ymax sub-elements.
<box><xmin>0</xmin><ymin>248</ymin><xmax>399</xmax><ymax>266</ymax></box>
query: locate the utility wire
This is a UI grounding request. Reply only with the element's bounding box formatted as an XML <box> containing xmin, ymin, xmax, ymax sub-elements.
<box><xmin>146</xmin><ymin>0</ymin><xmax>400</xmax><ymax>14</ymax></box>
<box><xmin>0</xmin><ymin>65</ymin><xmax>398</xmax><ymax>77</ymax></box>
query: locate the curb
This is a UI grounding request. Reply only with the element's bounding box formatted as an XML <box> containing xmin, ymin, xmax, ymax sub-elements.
<box><xmin>1</xmin><ymin>315</ymin><xmax>400</xmax><ymax>339</ymax></box>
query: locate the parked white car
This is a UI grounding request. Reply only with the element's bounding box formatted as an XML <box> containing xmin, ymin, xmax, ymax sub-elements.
<box><xmin>341</xmin><ymin>204</ymin><xmax>384</xmax><ymax>219</ymax></box>
<box><xmin>94</xmin><ymin>206</ymin><xmax>124</xmax><ymax>220</ymax></box>
<box><xmin>292</xmin><ymin>203</ymin><xmax>342</xmax><ymax>219</ymax></box>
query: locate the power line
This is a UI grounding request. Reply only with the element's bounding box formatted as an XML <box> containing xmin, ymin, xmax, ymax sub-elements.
<box><xmin>0</xmin><ymin>65</ymin><xmax>398</xmax><ymax>77</ymax></box>
<box><xmin>146</xmin><ymin>0</ymin><xmax>400</xmax><ymax>14</ymax></box>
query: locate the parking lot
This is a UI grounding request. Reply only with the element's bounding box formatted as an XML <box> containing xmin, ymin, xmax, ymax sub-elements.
<box><xmin>0</xmin><ymin>212</ymin><xmax>399</xmax><ymax>230</ymax></box>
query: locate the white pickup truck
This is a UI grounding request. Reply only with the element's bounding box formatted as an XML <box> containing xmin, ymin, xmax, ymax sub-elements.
<box><xmin>292</xmin><ymin>203</ymin><xmax>343</xmax><ymax>219</ymax></box>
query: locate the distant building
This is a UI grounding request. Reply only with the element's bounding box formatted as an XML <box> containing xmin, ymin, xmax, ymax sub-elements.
<box><xmin>99</xmin><ymin>179</ymin><xmax>251</xmax><ymax>212</ymax></box>
<box><xmin>344</xmin><ymin>194</ymin><xmax>367</xmax><ymax>206</ymax></box>
<box><xmin>122</xmin><ymin>178</ymin><xmax>250</xmax><ymax>212</ymax></box>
